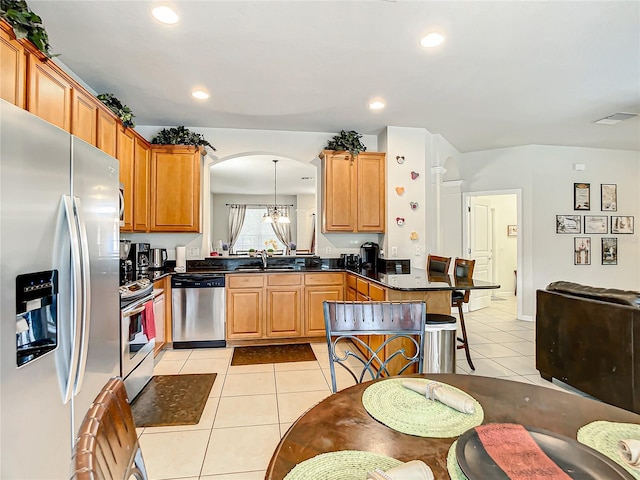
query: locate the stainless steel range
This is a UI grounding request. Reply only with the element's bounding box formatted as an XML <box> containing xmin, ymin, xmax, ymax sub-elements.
<box><xmin>119</xmin><ymin>278</ymin><xmax>155</xmax><ymax>399</ymax></box>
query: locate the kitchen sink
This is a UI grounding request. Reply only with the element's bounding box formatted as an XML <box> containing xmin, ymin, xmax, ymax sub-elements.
<box><xmin>233</xmin><ymin>265</ymin><xmax>298</xmax><ymax>272</ymax></box>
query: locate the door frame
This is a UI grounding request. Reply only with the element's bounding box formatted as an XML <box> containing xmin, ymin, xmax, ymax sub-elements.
<box><xmin>462</xmin><ymin>189</ymin><xmax>523</xmax><ymax>320</ymax></box>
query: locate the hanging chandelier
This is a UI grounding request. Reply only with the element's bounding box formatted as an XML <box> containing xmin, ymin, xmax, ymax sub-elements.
<box><xmin>262</xmin><ymin>159</ymin><xmax>290</xmax><ymax>224</ymax></box>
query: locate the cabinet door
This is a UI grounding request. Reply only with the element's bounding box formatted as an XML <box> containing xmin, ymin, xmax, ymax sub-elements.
<box><xmin>117</xmin><ymin>126</ymin><xmax>135</xmax><ymax>232</ymax></box>
<box><xmin>227</xmin><ymin>289</ymin><xmax>263</xmax><ymax>339</ymax></box>
<box><xmin>133</xmin><ymin>135</ymin><xmax>150</xmax><ymax>232</ymax></box>
<box><xmin>266</xmin><ymin>287</ymin><xmax>302</xmax><ymax>337</ymax></box>
<box><xmin>71</xmin><ymin>88</ymin><xmax>97</xmax><ymax>145</ymax></box>
<box><xmin>96</xmin><ymin>107</ymin><xmax>118</xmax><ymax>157</ymax></box>
<box><xmin>153</xmin><ymin>293</ymin><xmax>165</xmax><ymax>356</ymax></box>
<box><xmin>0</xmin><ymin>24</ymin><xmax>26</xmax><ymax>108</ymax></box>
<box><xmin>346</xmin><ymin>287</ymin><xmax>357</xmax><ymax>301</ymax></box>
<box><xmin>27</xmin><ymin>55</ymin><xmax>72</xmax><ymax>131</ymax></box>
<box><xmin>150</xmin><ymin>146</ymin><xmax>201</xmax><ymax>232</ymax></box>
<box><xmin>305</xmin><ymin>285</ymin><xmax>343</xmax><ymax>336</ymax></box>
<box><xmin>357</xmin><ymin>152</ymin><xmax>386</xmax><ymax>232</ymax></box>
<box><xmin>369</xmin><ymin>283</ymin><xmax>386</xmax><ymax>301</ymax></box>
<box><xmin>322</xmin><ymin>151</ymin><xmax>356</xmax><ymax>232</ymax></box>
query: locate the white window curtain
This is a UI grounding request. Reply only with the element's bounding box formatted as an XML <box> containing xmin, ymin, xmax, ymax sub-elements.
<box><xmin>228</xmin><ymin>204</ymin><xmax>247</xmax><ymax>253</ymax></box>
<box><xmin>270</xmin><ymin>205</ymin><xmax>292</xmax><ymax>252</ymax></box>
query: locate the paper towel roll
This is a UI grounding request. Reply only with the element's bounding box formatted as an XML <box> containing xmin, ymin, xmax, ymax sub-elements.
<box><xmin>176</xmin><ymin>246</ymin><xmax>186</xmax><ymax>271</ymax></box>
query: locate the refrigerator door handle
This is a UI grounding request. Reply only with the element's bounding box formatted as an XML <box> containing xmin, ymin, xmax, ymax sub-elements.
<box><xmin>72</xmin><ymin>196</ymin><xmax>91</xmax><ymax>395</ymax></box>
<box><xmin>62</xmin><ymin>195</ymin><xmax>83</xmax><ymax>404</ymax></box>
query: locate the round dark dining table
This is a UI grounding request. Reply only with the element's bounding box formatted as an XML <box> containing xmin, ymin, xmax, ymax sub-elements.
<box><xmin>266</xmin><ymin>374</ymin><xmax>640</xmax><ymax>479</ymax></box>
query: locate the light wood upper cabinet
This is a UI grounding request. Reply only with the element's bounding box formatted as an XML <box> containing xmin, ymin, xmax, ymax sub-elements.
<box><xmin>320</xmin><ymin>150</ymin><xmax>386</xmax><ymax>233</ymax></box>
<box><xmin>96</xmin><ymin>106</ymin><xmax>118</xmax><ymax>157</ymax></box>
<box><xmin>117</xmin><ymin>126</ymin><xmax>135</xmax><ymax>232</ymax></box>
<box><xmin>150</xmin><ymin>145</ymin><xmax>201</xmax><ymax>232</ymax></box>
<box><xmin>71</xmin><ymin>88</ymin><xmax>98</xmax><ymax>145</ymax></box>
<box><xmin>133</xmin><ymin>135</ymin><xmax>151</xmax><ymax>232</ymax></box>
<box><xmin>1</xmin><ymin>23</ymin><xmax>26</xmax><ymax>108</ymax></box>
<box><xmin>27</xmin><ymin>55</ymin><xmax>72</xmax><ymax>132</ymax></box>
<box><xmin>357</xmin><ymin>153</ymin><xmax>386</xmax><ymax>232</ymax></box>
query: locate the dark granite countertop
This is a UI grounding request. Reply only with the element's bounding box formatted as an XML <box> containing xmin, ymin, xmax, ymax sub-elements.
<box><xmin>182</xmin><ymin>257</ymin><xmax>500</xmax><ymax>292</ymax></box>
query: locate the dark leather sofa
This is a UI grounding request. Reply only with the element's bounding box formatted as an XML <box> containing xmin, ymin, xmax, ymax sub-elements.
<box><xmin>536</xmin><ymin>281</ymin><xmax>640</xmax><ymax>414</ymax></box>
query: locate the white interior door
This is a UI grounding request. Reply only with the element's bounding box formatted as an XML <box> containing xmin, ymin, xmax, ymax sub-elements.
<box><xmin>468</xmin><ymin>197</ymin><xmax>493</xmax><ymax>311</ymax></box>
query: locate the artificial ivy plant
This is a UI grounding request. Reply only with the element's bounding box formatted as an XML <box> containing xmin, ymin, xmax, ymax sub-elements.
<box><xmin>97</xmin><ymin>93</ymin><xmax>136</xmax><ymax>128</ymax></box>
<box><xmin>325</xmin><ymin>130</ymin><xmax>367</xmax><ymax>157</ymax></box>
<box><xmin>151</xmin><ymin>126</ymin><xmax>216</xmax><ymax>150</ymax></box>
<box><xmin>0</xmin><ymin>0</ymin><xmax>56</xmax><ymax>57</ymax></box>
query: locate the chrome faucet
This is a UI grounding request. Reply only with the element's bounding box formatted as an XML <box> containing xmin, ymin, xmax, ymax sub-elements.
<box><xmin>261</xmin><ymin>249</ymin><xmax>268</xmax><ymax>269</ymax></box>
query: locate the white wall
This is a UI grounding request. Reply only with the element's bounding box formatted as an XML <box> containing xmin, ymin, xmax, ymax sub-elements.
<box><xmin>461</xmin><ymin>145</ymin><xmax>640</xmax><ymax>319</ymax></box>
<box><xmin>133</xmin><ymin>125</ymin><xmax>379</xmax><ymax>258</ymax></box>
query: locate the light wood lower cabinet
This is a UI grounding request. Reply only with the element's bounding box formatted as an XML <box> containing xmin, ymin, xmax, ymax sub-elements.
<box><xmin>226</xmin><ymin>272</ymin><xmax>344</xmax><ymax>343</ymax></box>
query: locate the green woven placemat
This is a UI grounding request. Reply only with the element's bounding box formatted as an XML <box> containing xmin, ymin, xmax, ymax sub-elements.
<box><xmin>577</xmin><ymin>420</ymin><xmax>640</xmax><ymax>479</ymax></box>
<box><xmin>362</xmin><ymin>378</ymin><xmax>484</xmax><ymax>438</ymax></box>
<box><xmin>446</xmin><ymin>440</ymin><xmax>469</xmax><ymax>480</ymax></box>
<box><xmin>283</xmin><ymin>450</ymin><xmax>403</xmax><ymax>480</ymax></box>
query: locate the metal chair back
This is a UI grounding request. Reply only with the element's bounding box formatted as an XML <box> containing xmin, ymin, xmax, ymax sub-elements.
<box><xmin>323</xmin><ymin>301</ymin><xmax>427</xmax><ymax>393</ymax></box>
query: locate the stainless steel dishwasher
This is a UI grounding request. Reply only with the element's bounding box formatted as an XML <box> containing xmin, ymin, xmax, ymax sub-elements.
<box><xmin>171</xmin><ymin>274</ymin><xmax>226</xmax><ymax>348</ymax></box>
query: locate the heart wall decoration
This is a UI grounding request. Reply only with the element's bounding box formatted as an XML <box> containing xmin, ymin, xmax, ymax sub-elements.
<box><xmin>410</xmin><ymin>202</ymin><xmax>418</xmax><ymax>210</ymax></box>
<box><xmin>395</xmin><ymin>186</ymin><xmax>405</xmax><ymax>196</ymax></box>
<box><xmin>411</xmin><ymin>171</ymin><xmax>420</xmax><ymax>180</ymax></box>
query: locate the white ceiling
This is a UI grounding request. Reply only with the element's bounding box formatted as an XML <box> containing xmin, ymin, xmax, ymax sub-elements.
<box><xmin>30</xmin><ymin>0</ymin><xmax>640</xmax><ymax>155</ymax></box>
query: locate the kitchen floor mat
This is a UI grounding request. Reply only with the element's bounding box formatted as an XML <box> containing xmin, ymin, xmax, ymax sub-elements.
<box><xmin>231</xmin><ymin>343</ymin><xmax>317</xmax><ymax>365</ymax></box>
<box><xmin>131</xmin><ymin>373</ymin><xmax>216</xmax><ymax>427</ymax></box>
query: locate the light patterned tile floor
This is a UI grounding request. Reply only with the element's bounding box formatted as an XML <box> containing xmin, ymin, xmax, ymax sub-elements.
<box><xmin>139</xmin><ymin>295</ymin><xmax>585</xmax><ymax>479</ymax></box>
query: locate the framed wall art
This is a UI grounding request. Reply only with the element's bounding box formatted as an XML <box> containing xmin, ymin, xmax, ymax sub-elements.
<box><xmin>574</xmin><ymin>237</ymin><xmax>591</xmax><ymax>265</ymax></box>
<box><xmin>584</xmin><ymin>215</ymin><xmax>608</xmax><ymax>234</ymax></box>
<box><xmin>556</xmin><ymin>215</ymin><xmax>581</xmax><ymax>234</ymax></box>
<box><xmin>574</xmin><ymin>183</ymin><xmax>590</xmax><ymax>211</ymax></box>
<box><xmin>601</xmin><ymin>237</ymin><xmax>617</xmax><ymax>265</ymax></box>
<box><xmin>600</xmin><ymin>184</ymin><xmax>617</xmax><ymax>211</ymax></box>
<box><xmin>507</xmin><ymin>225</ymin><xmax>517</xmax><ymax>236</ymax></box>
<box><xmin>611</xmin><ymin>216</ymin><xmax>634</xmax><ymax>234</ymax></box>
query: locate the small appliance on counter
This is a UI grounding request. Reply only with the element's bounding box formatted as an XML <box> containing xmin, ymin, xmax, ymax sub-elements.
<box><xmin>149</xmin><ymin>248</ymin><xmax>168</xmax><ymax>270</ymax></box>
<box><xmin>127</xmin><ymin>242</ymin><xmax>150</xmax><ymax>276</ymax></box>
<box><xmin>120</xmin><ymin>239</ymin><xmax>133</xmax><ymax>285</ymax></box>
<box><xmin>340</xmin><ymin>253</ymin><xmax>360</xmax><ymax>271</ymax></box>
<box><xmin>360</xmin><ymin>242</ymin><xmax>380</xmax><ymax>270</ymax></box>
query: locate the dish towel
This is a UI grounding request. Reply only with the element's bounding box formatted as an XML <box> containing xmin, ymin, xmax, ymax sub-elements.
<box><xmin>402</xmin><ymin>380</ymin><xmax>475</xmax><ymax>414</ymax></box>
<box><xmin>142</xmin><ymin>301</ymin><xmax>156</xmax><ymax>340</ymax></box>
<box><xmin>618</xmin><ymin>439</ymin><xmax>640</xmax><ymax>468</ymax></box>
<box><xmin>366</xmin><ymin>460</ymin><xmax>434</xmax><ymax>480</ymax></box>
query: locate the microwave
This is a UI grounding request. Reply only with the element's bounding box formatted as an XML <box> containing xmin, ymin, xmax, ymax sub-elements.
<box><xmin>119</xmin><ymin>183</ymin><xmax>125</xmax><ymax>227</ymax></box>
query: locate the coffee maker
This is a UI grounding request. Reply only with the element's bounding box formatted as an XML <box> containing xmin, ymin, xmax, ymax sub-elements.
<box><xmin>127</xmin><ymin>242</ymin><xmax>151</xmax><ymax>277</ymax></box>
<box><xmin>360</xmin><ymin>242</ymin><xmax>380</xmax><ymax>270</ymax></box>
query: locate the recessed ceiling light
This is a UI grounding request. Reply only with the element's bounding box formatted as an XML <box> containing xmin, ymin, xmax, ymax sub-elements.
<box><xmin>192</xmin><ymin>90</ymin><xmax>210</xmax><ymax>100</ymax></box>
<box><xmin>369</xmin><ymin>100</ymin><xmax>385</xmax><ymax>110</ymax></box>
<box><xmin>420</xmin><ymin>32</ymin><xmax>444</xmax><ymax>48</ymax></box>
<box><xmin>152</xmin><ymin>6</ymin><xmax>179</xmax><ymax>25</ymax></box>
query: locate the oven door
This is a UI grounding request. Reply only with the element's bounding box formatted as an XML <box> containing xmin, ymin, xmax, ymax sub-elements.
<box><xmin>120</xmin><ymin>295</ymin><xmax>155</xmax><ymax>379</ymax></box>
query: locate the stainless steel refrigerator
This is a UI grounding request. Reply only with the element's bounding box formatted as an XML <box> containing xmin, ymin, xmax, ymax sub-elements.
<box><xmin>0</xmin><ymin>100</ymin><xmax>120</xmax><ymax>479</ymax></box>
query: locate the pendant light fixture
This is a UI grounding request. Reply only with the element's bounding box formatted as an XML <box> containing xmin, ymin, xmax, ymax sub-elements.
<box><xmin>262</xmin><ymin>159</ymin><xmax>290</xmax><ymax>224</ymax></box>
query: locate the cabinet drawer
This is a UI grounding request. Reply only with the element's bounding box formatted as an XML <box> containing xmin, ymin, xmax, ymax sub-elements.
<box><xmin>356</xmin><ymin>278</ymin><xmax>369</xmax><ymax>295</ymax></box>
<box><xmin>305</xmin><ymin>272</ymin><xmax>344</xmax><ymax>286</ymax></box>
<box><xmin>346</xmin><ymin>274</ymin><xmax>357</xmax><ymax>290</ymax></box>
<box><xmin>267</xmin><ymin>273</ymin><xmax>302</xmax><ymax>286</ymax></box>
<box><xmin>227</xmin><ymin>274</ymin><xmax>265</xmax><ymax>289</ymax></box>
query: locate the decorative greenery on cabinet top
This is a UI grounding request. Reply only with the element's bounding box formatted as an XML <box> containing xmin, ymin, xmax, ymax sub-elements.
<box><xmin>97</xmin><ymin>93</ymin><xmax>136</xmax><ymax>128</ymax></box>
<box><xmin>151</xmin><ymin>126</ymin><xmax>216</xmax><ymax>151</ymax></box>
<box><xmin>324</xmin><ymin>130</ymin><xmax>367</xmax><ymax>157</ymax></box>
<box><xmin>1</xmin><ymin>0</ymin><xmax>55</xmax><ymax>57</ymax></box>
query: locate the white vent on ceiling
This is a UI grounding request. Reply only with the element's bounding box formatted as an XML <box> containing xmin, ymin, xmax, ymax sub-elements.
<box><xmin>594</xmin><ymin>112</ymin><xmax>638</xmax><ymax>125</ymax></box>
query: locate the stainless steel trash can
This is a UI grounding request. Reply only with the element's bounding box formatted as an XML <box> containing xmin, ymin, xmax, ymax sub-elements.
<box><xmin>423</xmin><ymin>314</ymin><xmax>457</xmax><ymax>373</ymax></box>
